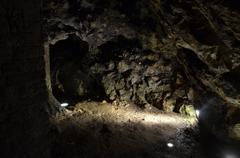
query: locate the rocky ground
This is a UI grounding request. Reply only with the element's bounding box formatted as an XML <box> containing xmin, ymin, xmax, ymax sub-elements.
<box><xmin>50</xmin><ymin>101</ymin><xmax>201</xmax><ymax>158</ymax></box>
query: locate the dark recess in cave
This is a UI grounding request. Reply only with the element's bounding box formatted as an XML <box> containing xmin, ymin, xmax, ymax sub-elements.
<box><xmin>50</xmin><ymin>34</ymin><xmax>108</xmax><ymax>104</ymax></box>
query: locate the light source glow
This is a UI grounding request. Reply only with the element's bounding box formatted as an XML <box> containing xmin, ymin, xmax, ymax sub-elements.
<box><xmin>167</xmin><ymin>143</ymin><xmax>174</xmax><ymax>148</ymax></box>
<box><xmin>61</xmin><ymin>103</ymin><xmax>69</xmax><ymax>107</ymax></box>
<box><xmin>195</xmin><ymin>110</ymin><xmax>200</xmax><ymax>118</ymax></box>
<box><xmin>225</xmin><ymin>153</ymin><xmax>238</xmax><ymax>158</ymax></box>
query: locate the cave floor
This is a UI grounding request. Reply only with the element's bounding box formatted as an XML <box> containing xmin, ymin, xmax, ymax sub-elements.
<box><xmin>51</xmin><ymin>101</ymin><xmax>203</xmax><ymax>158</ymax></box>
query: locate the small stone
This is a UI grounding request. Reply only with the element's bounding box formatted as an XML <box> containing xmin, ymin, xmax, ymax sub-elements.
<box><xmin>124</xmin><ymin>104</ymin><xmax>130</xmax><ymax>107</ymax></box>
<box><xmin>163</xmin><ymin>99</ymin><xmax>176</xmax><ymax>112</ymax></box>
<box><xmin>187</xmin><ymin>88</ymin><xmax>194</xmax><ymax>101</ymax></box>
<box><xmin>113</xmin><ymin>100</ymin><xmax>118</xmax><ymax>106</ymax></box>
<box><xmin>174</xmin><ymin>89</ymin><xmax>186</xmax><ymax>98</ymax></box>
<box><xmin>179</xmin><ymin>104</ymin><xmax>196</xmax><ymax>117</ymax></box>
<box><xmin>229</xmin><ymin>124</ymin><xmax>240</xmax><ymax>140</ymax></box>
<box><xmin>87</xmin><ymin>111</ymin><xmax>92</xmax><ymax>115</ymax></box>
<box><xmin>108</xmin><ymin>61</ymin><xmax>115</xmax><ymax>70</ymax></box>
<box><xmin>117</xmin><ymin>61</ymin><xmax>131</xmax><ymax>73</ymax></box>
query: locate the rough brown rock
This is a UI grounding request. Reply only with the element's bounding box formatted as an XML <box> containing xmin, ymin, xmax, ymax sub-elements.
<box><xmin>43</xmin><ymin>0</ymin><xmax>240</xmax><ymax>141</ymax></box>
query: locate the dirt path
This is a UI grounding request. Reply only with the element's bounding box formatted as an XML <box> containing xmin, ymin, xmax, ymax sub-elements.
<box><xmin>51</xmin><ymin>101</ymin><xmax>203</xmax><ymax>158</ymax></box>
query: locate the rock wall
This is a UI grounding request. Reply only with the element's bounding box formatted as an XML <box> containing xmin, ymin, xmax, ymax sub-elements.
<box><xmin>44</xmin><ymin>0</ymin><xmax>240</xmax><ymax>141</ymax></box>
<box><xmin>0</xmin><ymin>0</ymin><xmax>51</xmax><ymax>157</ymax></box>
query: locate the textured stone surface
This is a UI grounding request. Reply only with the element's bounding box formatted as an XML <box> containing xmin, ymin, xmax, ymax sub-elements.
<box><xmin>43</xmin><ymin>0</ymin><xmax>240</xmax><ymax>141</ymax></box>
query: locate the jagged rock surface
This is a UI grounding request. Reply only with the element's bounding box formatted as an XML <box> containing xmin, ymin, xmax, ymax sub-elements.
<box><xmin>43</xmin><ymin>0</ymin><xmax>240</xmax><ymax>140</ymax></box>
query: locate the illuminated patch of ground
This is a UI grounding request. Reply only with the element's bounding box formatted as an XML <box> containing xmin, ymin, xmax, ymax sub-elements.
<box><xmin>51</xmin><ymin>101</ymin><xmax>203</xmax><ymax>158</ymax></box>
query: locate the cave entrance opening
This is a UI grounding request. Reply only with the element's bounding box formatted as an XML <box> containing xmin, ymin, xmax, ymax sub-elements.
<box><xmin>48</xmin><ymin>34</ymin><xmax>106</xmax><ymax>106</ymax></box>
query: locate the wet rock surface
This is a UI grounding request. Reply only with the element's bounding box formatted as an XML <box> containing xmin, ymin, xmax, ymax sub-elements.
<box><xmin>44</xmin><ymin>0</ymin><xmax>240</xmax><ymax>142</ymax></box>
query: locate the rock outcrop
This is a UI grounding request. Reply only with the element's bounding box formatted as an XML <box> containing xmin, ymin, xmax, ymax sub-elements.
<box><xmin>43</xmin><ymin>0</ymin><xmax>240</xmax><ymax>141</ymax></box>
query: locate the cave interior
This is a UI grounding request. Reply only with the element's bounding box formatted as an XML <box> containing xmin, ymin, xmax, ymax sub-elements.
<box><xmin>1</xmin><ymin>0</ymin><xmax>240</xmax><ymax>158</ymax></box>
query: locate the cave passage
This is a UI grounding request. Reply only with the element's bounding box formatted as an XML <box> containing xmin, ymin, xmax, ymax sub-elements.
<box><xmin>44</xmin><ymin>0</ymin><xmax>240</xmax><ymax>158</ymax></box>
<box><xmin>48</xmin><ymin>34</ymin><xmax>240</xmax><ymax>158</ymax></box>
<box><xmin>2</xmin><ymin>0</ymin><xmax>240</xmax><ymax>158</ymax></box>
<box><xmin>49</xmin><ymin>35</ymin><xmax>204</xmax><ymax>158</ymax></box>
